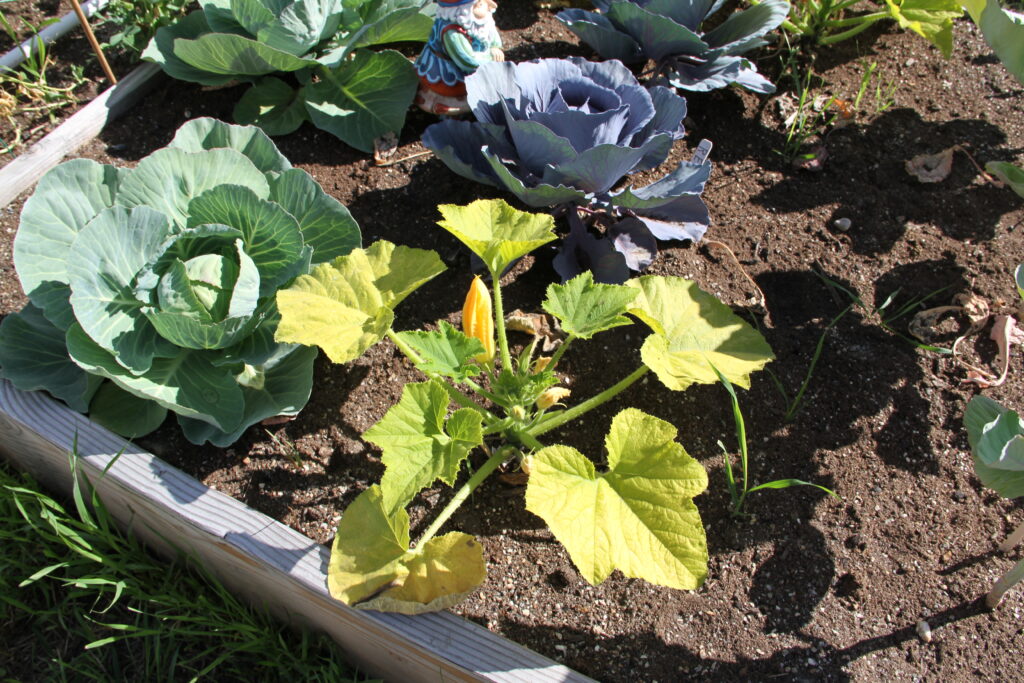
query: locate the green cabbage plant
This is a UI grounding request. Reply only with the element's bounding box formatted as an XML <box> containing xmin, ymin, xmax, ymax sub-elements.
<box><xmin>964</xmin><ymin>394</ymin><xmax>1024</xmax><ymax>607</ymax></box>
<box><xmin>142</xmin><ymin>0</ymin><xmax>433</xmax><ymax>152</ymax></box>
<box><xmin>274</xmin><ymin>198</ymin><xmax>775</xmax><ymax>614</ymax></box>
<box><xmin>0</xmin><ymin>118</ymin><xmax>360</xmax><ymax>446</ymax></box>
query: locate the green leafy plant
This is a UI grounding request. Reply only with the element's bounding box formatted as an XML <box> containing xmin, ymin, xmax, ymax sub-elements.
<box><xmin>275</xmin><ymin>198</ymin><xmax>777</xmax><ymax>613</ymax></box>
<box><xmin>987</xmin><ymin>161</ymin><xmax>1024</xmax><ymax>200</ymax></box>
<box><xmin>780</xmin><ymin>0</ymin><xmax>962</xmax><ymax>55</ymax></box>
<box><xmin>100</xmin><ymin>0</ymin><xmax>191</xmax><ymax>55</ymax></box>
<box><xmin>0</xmin><ymin>117</ymin><xmax>360</xmax><ymax>446</ymax></box>
<box><xmin>141</xmin><ymin>0</ymin><xmax>433</xmax><ymax>152</ymax></box>
<box><xmin>962</xmin><ymin>0</ymin><xmax>1024</xmax><ymax>85</ymax></box>
<box><xmin>714</xmin><ymin>367</ymin><xmax>837</xmax><ymax>515</ymax></box>
<box><xmin>0</xmin><ymin>459</ymin><xmax>363</xmax><ymax>680</ymax></box>
<box><xmin>964</xmin><ymin>394</ymin><xmax>1024</xmax><ymax>607</ymax></box>
<box><xmin>776</xmin><ymin>60</ymin><xmax>895</xmax><ymax>166</ymax></box>
<box><xmin>0</xmin><ymin>13</ymin><xmax>87</xmax><ymax>153</ymax></box>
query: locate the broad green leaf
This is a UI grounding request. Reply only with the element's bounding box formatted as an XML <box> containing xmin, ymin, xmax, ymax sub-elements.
<box><xmin>88</xmin><ymin>382</ymin><xmax>168</xmax><ymax>439</ymax></box>
<box><xmin>1016</xmin><ymin>264</ymin><xmax>1024</xmax><ymax>302</ymax></box>
<box><xmin>884</xmin><ymin>0</ymin><xmax>961</xmax><ymax>57</ymax></box>
<box><xmin>66</xmin><ymin>206</ymin><xmax>177</xmax><ymax>374</ymax></box>
<box><xmin>525</xmin><ymin>408</ymin><xmax>708</xmax><ymax>589</ymax></box>
<box><xmin>542</xmin><ymin>272</ymin><xmax>637</xmax><ymax>339</ymax></box>
<box><xmin>167</xmin><ymin>116</ymin><xmax>292</xmax><ymax>175</ymax></box>
<box><xmin>269</xmin><ymin>168</ymin><xmax>361</xmax><ymax>263</ymax></box>
<box><xmin>355</xmin><ymin>531</ymin><xmax>487</xmax><ymax>614</ymax></box>
<box><xmin>393</xmin><ymin>321</ymin><xmax>484</xmax><ymax>382</ymax></box>
<box><xmin>0</xmin><ymin>303</ymin><xmax>102</xmax><ymax>413</ymax></box>
<box><xmin>366</xmin><ymin>380</ymin><xmax>483</xmax><ymax>514</ymax></box>
<box><xmin>116</xmin><ymin>148</ymin><xmax>270</xmax><ymax>227</ymax></box>
<box><xmin>625</xmin><ymin>275</ymin><xmax>773</xmax><ymax>390</ymax></box>
<box><xmin>234</xmin><ymin>77</ymin><xmax>309</xmax><ymax>137</ymax></box>
<box><xmin>173</xmin><ymin>32</ymin><xmax>318</xmax><ymax>76</ymax></box>
<box><xmin>14</xmin><ymin>159</ymin><xmax>122</xmax><ymax>330</ymax></box>
<box><xmin>348</xmin><ymin>6</ymin><xmax>432</xmax><ymax>49</ymax></box>
<box><xmin>230</xmin><ymin>0</ymin><xmax>277</xmax><ymax>41</ymax></box>
<box><xmin>988</xmin><ymin>162</ymin><xmax>1024</xmax><ymax>201</ymax></box>
<box><xmin>141</xmin><ymin>11</ymin><xmax>239</xmax><ymax>86</ymax></box>
<box><xmin>962</xmin><ymin>0</ymin><xmax>1024</xmax><ymax>85</ymax></box>
<box><xmin>276</xmin><ymin>281</ymin><xmax>392</xmax><ymax>363</ymax></box>
<box><xmin>304</xmin><ymin>49</ymin><xmax>418</xmax><ymax>153</ymax></box>
<box><xmin>965</xmin><ymin>395</ymin><xmax>1024</xmax><ymax>499</ymax></box>
<box><xmin>176</xmin><ymin>344</ymin><xmax>316</xmax><ymax>446</ymax></box>
<box><xmin>359</xmin><ymin>240</ymin><xmax>446</xmax><ymax>308</ymax></box>
<box><xmin>258</xmin><ymin>0</ymin><xmax>342</xmax><ymax>55</ymax></box>
<box><xmin>275</xmin><ymin>240</ymin><xmax>444</xmax><ymax>363</ymax></box>
<box><xmin>201</xmin><ymin>0</ymin><xmax>247</xmax><ymax>33</ymax></box>
<box><xmin>328</xmin><ymin>485</ymin><xmax>486</xmax><ymax>612</ymax></box>
<box><xmin>186</xmin><ymin>184</ymin><xmax>306</xmax><ymax>295</ymax></box>
<box><xmin>67</xmin><ymin>324</ymin><xmax>245</xmax><ymax>433</ymax></box>
<box><xmin>436</xmin><ymin>199</ymin><xmax>558</xmax><ymax>276</ymax></box>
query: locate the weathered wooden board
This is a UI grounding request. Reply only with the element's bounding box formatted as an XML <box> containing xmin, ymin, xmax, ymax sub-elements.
<box><xmin>0</xmin><ymin>380</ymin><xmax>590</xmax><ymax>682</ymax></box>
<box><xmin>0</xmin><ymin>62</ymin><xmax>163</xmax><ymax>208</ymax></box>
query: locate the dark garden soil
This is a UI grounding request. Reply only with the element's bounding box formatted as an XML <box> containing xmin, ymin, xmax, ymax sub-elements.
<box><xmin>3</xmin><ymin>3</ymin><xmax>1024</xmax><ymax>681</ymax></box>
<box><xmin>0</xmin><ymin>0</ymin><xmax>139</xmax><ymax>156</ymax></box>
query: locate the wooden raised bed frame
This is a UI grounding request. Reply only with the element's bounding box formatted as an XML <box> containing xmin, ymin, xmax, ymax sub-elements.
<box><xmin>0</xmin><ymin>69</ymin><xmax>590</xmax><ymax>683</ymax></box>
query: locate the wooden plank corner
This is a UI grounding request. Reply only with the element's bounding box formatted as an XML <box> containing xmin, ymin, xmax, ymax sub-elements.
<box><xmin>0</xmin><ymin>380</ymin><xmax>590</xmax><ymax>682</ymax></box>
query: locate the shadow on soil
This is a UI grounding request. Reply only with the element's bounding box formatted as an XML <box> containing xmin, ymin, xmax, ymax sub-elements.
<box><xmin>499</xmin><ymin>597</ymin><xmax>990</xmax><ymax>681</ymax></box>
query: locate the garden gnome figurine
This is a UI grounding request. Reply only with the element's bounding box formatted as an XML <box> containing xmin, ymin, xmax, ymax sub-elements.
<box><xmin>414</xmin><ymin>0</ymin><xmax>504</xmax><ymax>115</ymax></box>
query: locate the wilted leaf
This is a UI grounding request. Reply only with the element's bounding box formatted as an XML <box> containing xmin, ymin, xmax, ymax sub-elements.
<box><xmin>328</xmin><ymin>486</ymin><xmax>486</xmax><ymax>613</ymax></box>
<box><xmin>906</xmin><ymin>147</ymin><xmax>955</xmax><ymax>183</ymax></box>
<box><xmin>525</xmin><ymin>408</ymin><xmax>708</xmax><ymax>589</ymax></box>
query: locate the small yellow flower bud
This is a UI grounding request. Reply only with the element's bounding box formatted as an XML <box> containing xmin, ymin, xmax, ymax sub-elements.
<box><xmin>536</xmin><ymin>387</ymin><xmax>571</xmax><ymax>411</ymax></box>
<box><xmin>462</xmin><ymin>276</ymin><xmax>495</xmax><ymax>363</ymax></box>
<box><xmin>532</xmin><ymin>356</ymin><xmax>552</xmax><ymax>374</ymax></box>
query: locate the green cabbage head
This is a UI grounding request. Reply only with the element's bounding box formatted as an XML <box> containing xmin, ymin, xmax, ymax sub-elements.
<box><xmin>0</xmin><ymin>118</ymin><xmax>360</xmax><ymax>446</ymax></box>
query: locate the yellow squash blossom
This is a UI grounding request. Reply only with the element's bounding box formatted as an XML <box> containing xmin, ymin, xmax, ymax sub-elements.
<box><xmin>536</xmin><ymin>387</ymin><xmax>571</xmax><ymax>411</ymax></box>
<box><xmin>462</xmin><ymin>276</ymin><xmax>495</xmax><ymax>363</ymax></box>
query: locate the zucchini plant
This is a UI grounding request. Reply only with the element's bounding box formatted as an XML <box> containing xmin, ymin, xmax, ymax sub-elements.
<box><xmin>274</xmin><ymin>198</ymin><xmax>776</xmax><ymax>613</ymax></box>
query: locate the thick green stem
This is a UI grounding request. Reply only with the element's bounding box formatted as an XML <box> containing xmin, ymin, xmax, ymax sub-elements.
<box><xmin>825</xmin><ymin>11</ymin><xmax>888</xmax><ymax>28</ymax></box>
<box><xmin>529</xmin><ymin>365</ymin><xmax>649</xmax><ymax>438</ymax></box>
<box><xmin>414</xmin><ymin>447</ymin><xmax>510</xmax><ymax>548</ymax></box>
<box><xmin>387</xmin><ymin>328</ymin><xmax>423</xmax><ymax>365</ymax></box>
<box><xmin>490</xmin><ymin>270</ymin><xmax>513</xmax><ymax>372</ymax></box>
<box><xmin>547</xmin><ymin>334</ymin><xmax>575</xmax><ymax>371</ymax></box>
<box><xmin>514</xmin><ymin>429</ymin><xmax>545</xmax><ymax>451</ymax></box>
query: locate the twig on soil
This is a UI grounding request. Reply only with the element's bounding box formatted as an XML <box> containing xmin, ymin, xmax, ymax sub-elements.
<box><xmin>375</xmin><ymin>149</ymin><xmax>432</xmax><ymax>167</ymax></box>
<box><xmin>703</xmin><ymin>239</ymin><xmax>770</xmax><ymax>323</ymax></box>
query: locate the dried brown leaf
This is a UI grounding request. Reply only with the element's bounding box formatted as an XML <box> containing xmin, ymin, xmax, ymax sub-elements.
<box><xmin>905</xmin><ymin>147</ymin><xmax>955</xmax><ymax>183</ymax></box>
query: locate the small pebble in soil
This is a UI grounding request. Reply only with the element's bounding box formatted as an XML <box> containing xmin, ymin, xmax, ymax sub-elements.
<box><xmin>952</xmin><ymin>490</ymin><xmax>967</xmax><ymax>502</ymax></box>
<box><xmin>916</xmin><ymin>620</ymin><xmax>933</xmax><ymax>643</ymax></box>
<box><xmin>833</xmin><ymin>217</ymin><xmax>852</xmax><ymax>232</ymax></box>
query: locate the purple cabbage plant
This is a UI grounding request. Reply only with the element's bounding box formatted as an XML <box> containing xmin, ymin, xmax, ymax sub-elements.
<box><xmin>557</xmin><ymin>0</ymin><xmax>790</xmax><ymax>94</ymax></box>
<box><xmin>422</xmin><ymin>57</ymin><xmax>712</xmax><ymax>283</ymax></box>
